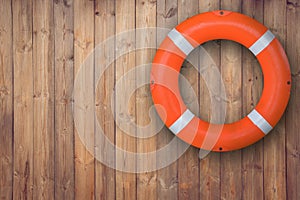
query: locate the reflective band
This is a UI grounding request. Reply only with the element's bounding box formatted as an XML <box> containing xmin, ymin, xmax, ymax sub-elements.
<box><xmin>249</xmin><ymin>30</ymin><xmax>275</xmax><ymax>56</ymax></box>
<box><xmin>169</xmin><ymin>109</ymin><xmax>195</xmax><ymax>135</ymax></box>
<box><xmin>168</xmin><ymin>28</ymin><xmax>194</xmax><ymax>55</ymax></box>
<box><xmin>247</xmin><ymin>109</ymin><xmax>273</xmax><ymax>134</ymax></box>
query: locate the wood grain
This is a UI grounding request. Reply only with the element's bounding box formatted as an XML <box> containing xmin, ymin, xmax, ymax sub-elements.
<box><xmin>115</xmin><ymin>0</ymin><xmax>137</xmax><ymax>199</ymax></box>
<box><xmin>263</xmin><ymin>0</ymin><xmax>287</xmax><ymax>199</ymax></box>
<box><xmin>286</xmin><ymin>0</ymin><xmax>300</xmax><ymax>199</ymax></box>
<box><xmin>13</xmin><ymin>0</ymin><xmax>34</xmax><ymax>199</ymax></box>
<box><xmin>0</xmin><ymin>0</ymin><xmax>13</xmax><ymax>199</ymax></box>
<box><xmin>54</xmin><ymin>0</ymin><xmax>75</xmax><ymax>199</ymax></box>
<box><xmin>177</xmin><ymin>0</ymin><xmax>200</xmax><ymax>199</ymax></box>
<box><xmin>95</xmin><ymin>0</ymin><xmax>116</xmax><ymax>199</ymax></box>
<box><xmin>156</xmin><ymin>0</ymin><xmax>178</xmax><ymax>199</ymax></box>
<box><xmin>74</xmin><ymin>0</ymin><xmax>95</xmax><ymax>199</ymax></box>
<box><xmin>241</xmin><ymin>1</ymin><xmax>264</xmax><ymax>199</ymax></box>
<box><xmin>220</xmin><ymin>1</ymin><xmax>243</xmax><ymax>200</ymax></box>
<box><xmin>32</xmin><ymin>0</ymin><xmax>55</xmax><ymax>198</ymax></box>
<box><xmin>136</xmin><ymin>0</ymin><xmax>157</xmax><ymax>199</ymax></box>
<box><xmin>2</xmin><ymin>1</ymin><xmax>300</xmax><ymax>199</ymax></box>
<box><xmin>198</xmin><ymin>1</ymin><xmax>221</xmax><ymax>200</ymax></box>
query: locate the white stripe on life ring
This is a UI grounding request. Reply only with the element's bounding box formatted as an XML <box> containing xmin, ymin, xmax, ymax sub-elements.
<box><xmin>168</xmin><ymin>28</ymin><xmax>194</xmax><ymax>56</ymax></box>
<box><xmin>169</xmin><ymin>109</ymin><xmax>195</xmax><ymax>135</ymax></box>
<box><xmin>247</xmin><ymin>109</ymin><xmax>273</xmax><ymax>134</ymax></box>
<box><xmin>249</xmin><ymin>30</ymin><xmax>275</xmax><ymax>56</ymax></box>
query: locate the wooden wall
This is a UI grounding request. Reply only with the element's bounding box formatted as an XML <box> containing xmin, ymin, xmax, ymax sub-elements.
<box><xmin>0</xmin><ymin>0</ymin><xmax>299</xmax><ymax>199</ymax></box>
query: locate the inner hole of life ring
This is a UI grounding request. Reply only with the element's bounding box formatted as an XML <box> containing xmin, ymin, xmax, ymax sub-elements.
<box><xmin>178</xmin><ymin>40</ymin><xmax>263</xmax><ymax>124</ymax></box>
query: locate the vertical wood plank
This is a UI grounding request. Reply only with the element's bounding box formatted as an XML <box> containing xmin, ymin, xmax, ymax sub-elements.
<box><xmin>220</xmin><ymin>1</ymin><xmax>242</xmax><ymax>200</ymax></box>
<box><xmin>5</xmin><ymin>0</ymin><xmax>300</xmax><ymax>199</ymax></box>
<box><xmin>32</xmin><ymin>0</ymin><xmax>55</xmax><ymax>198</ymax></box>
<box><xmin>156</xmin><ymin>0</ymin><xmax>178</xmax><ymax>199</ymax></box>
<box><xmin>177</xmin><ymin>0</ymin><xmax>199</xmax><ymax>199</ymax></box>
<box><xmin>241</xmin><ymin>1</ymin><xmax>264</xmax><ymax>200</ymax></box>
<box><xmin>13</xmin><ymin>0</ymin><xmax>34</xmax><ymax>199</ymax></box>
<box><xmin>156</xmin><ymin>0</ymin><xmax>178</xmax><ymax>45</ymax></box>
<box><xmin>94</xmin><ymin>0</ymin><xmax>116</xmax><ymax>199</ymax></box>
<box><xmin>74</xmin><ymin>0</ymin><xmax>95</xmax><ymax>199</ymax></box>
<box><xmin>54</xmin><ymin>0</ymin><xmax>75</xmax><ymax>199</ymax></box>
<box><xmin>263</xmin><ymin>0</ymin><xmax>287</xmax><ymax>199</ymax></box>
<box><xmin>286</xmin><ymin>0</ymin><xmax>300</xmax><ymax>199</ymax></box>
<box><xmin>198</xmin><ymin>1</ymin><xmax>221</xmax><ymax>199</ymax></box>
<box><xmin>135</xmin><ymin>0</ymin><xmax>157</xmax><ymax>199</ymax></box>
<box><xmin>0</xmin><ymin>0</ymin><xmax>13</xmax><ymax>199</ymax></box>
<box><xmin>115</xmin><ymin>0</ymin><xmax>136</xmax><ymax>199</ymax></box>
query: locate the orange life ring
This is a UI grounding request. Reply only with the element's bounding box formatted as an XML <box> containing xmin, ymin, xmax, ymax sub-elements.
<box><xmin>150</xmin><ymin>10</ymin><xmax>291</xmax><ymax>152</ymax></box>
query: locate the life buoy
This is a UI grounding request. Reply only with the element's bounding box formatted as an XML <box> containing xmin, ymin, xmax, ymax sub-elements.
<box><xmin>150</xmin><ymin>10</ymin><xmax>291</xmax><ymax>152</ymax></box>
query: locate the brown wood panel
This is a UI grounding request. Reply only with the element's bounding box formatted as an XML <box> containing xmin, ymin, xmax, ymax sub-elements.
<box><xmin>286</xmin><ymin>0</ymin><xmax>300</xmax><ymax>199</ymax></box>
<box><xmin>54</xmin><ymin>0</ymin><xmax>75</xmax><ymax>199</ymax></box>
<box><xmin>13</xmin><ymin>0</ymin><xmax>34</xmax><ymax>199</ymax></box>
<box><xmin>263</xmin><ymin>0</ymin><xmax>287</xmax><ymax>199</ymax></box>
<box><xmin>156</xmin><ymin>1</ymin><xmax>179</xmax><ymax>199</ymax></box>
<box><xmin>198</xmin><ymin>1</ymin><xmax>221</xmax><ymax>200</ymax></box>
<box><xmin>2</xmin><ymin>0</ymin><xmax>300</xmax><ymax>199</ymax></box>
<box><xmin>136</xmin><ymin>0</ymin><xmax>157</xmax><ymax>199</ymax></box>
<box><xmin>241</xmin><ymin>1</ymin><xmax>264</xmax><ymax>199</ymax></box>
<box><xmin>95</xmin><ymin>0</ymin><xmax>116</xmax><ymax>200</ymax></box>
<box><xmin>32</xmin><ymin>0</ymin><xmax>55</xmax><ymax>199</ymax></box>
<box><xmin>115</xmin><ymin>0</ymin><xmax>136</xmax><ymax>199</ymax></box>
<box><xmin>0</xmin><ymin>0</ymin><xmax>13</xmax><ymax>199</ymax></box>
<box><xmin>74</xmin><ymin>0</ymin><xmax>95</xmax><ymax>199</ymax></box>
<box><xmin>220</xmin><ymin>1</ymin><xmax>243</xmax><ymax>200</ymax></box>
<box><xmin>177</xmin><ymin>0</ymin><xmax>200</xmax><ymax>199</ymax></box>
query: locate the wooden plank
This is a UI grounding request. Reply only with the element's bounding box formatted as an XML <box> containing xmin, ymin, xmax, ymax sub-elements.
<box><xmin>199</xmin><ymin>0</ymin><xmax>220</xmax><ymax>199</ymax></box>
<box><xmin>156</xmin><ymin>0</ymin><xmax>178</xmax><ymax>199</ymax></box>
<box><xmin>94</xmin><ymin>0</ymin><xmax>116</xmax><ymax>199</ymax></box>
<box><xmin>12</xmin><ymin>0</ymin><xmax>34</xmax><ymax>199</ymax></box>
<box><xmin>32</xmin><ymin>0</ymin><xmax>55</xmax><ymax>198</ymax></box>
<box><xmin>177</xmin><ymin>0</ymin><xmax>199</xmax><ymax>199</ymax></box>
<box><xmin>135</xmin><ymin>0</ymin><xmax>157</xmax><ymax>199</ymax></box>
<box><xmin>0</xmin><ymin>0</ymin><xmax>13</xmax><ymax>199</ymax></box>
<box><xmin>286</xmin><ymin>0</ymin><xmax>300</xmax><ymax>199</ymax></box>
<box><xmin>220</xmin><ymin>1</ymin><xmax>242</xmax><ymax>200</ymax></box>
<box><xmin>74</xmin><ymin>0</ymin><xmax>95</xmax><ymax>199</ymax></box>
<box><xmin>5</xmin><ymin>1</ymin><xmax>300</xmax><ymax>199</ymax></box>
<box><xmin>263</xmin><ymin>0</ymin><xmax>287</xmax><ymax>199</ymax></box>
<box><xmin>115</xmin><ymin>0</ymin><xmax>136</xmax><ymax>199</ymax></box>
<box><xmin>241</xmin><ymin>1</ymin><xmax>264</xmax><ymax>199</ymax></box>
<box><xmin>54</xmin><ymin>0</ymin><xmax>75</xmax><ymax>199</ymax></box>
<box><xmin>198</xmin><ymin>1</ymin><xmax>221</xmax><ymax>200</ymax></box>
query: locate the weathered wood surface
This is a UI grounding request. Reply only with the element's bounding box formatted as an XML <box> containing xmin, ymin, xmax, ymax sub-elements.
<box><xmin>1</xmin><ymin>0</ymin><xmax>299</xmax><ymax>199</ymax></box>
